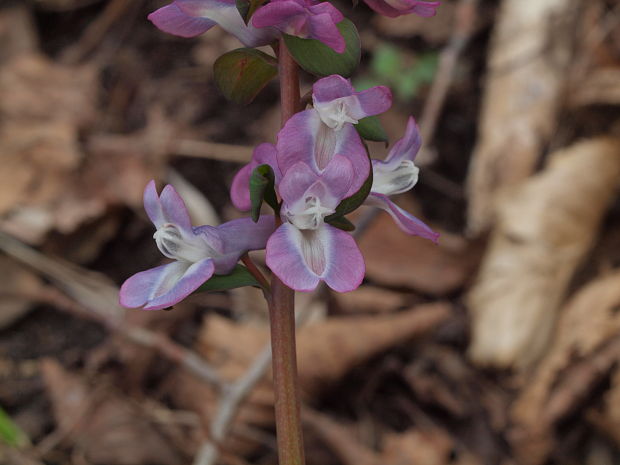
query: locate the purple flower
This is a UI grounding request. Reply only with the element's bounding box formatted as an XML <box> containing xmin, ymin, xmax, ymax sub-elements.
<box><xmin>366</xmin><ymin>117</ymin><xmax>439</xmax><ymax>243</ymax></box>
<box><xmin>148</xmin><ymin>0</ymin><xmax>279</xmax><ymax>47</ymax></box>
<box><xmin>362</xmin><ymin>0</ymin><xmax>439</xmax><ymax>18</ymax></box>
<box><xmin>230</xmin><ymin>75</ymin><xmax>392</xmax><ymax>207</ymax></box>
<box><xmin>120</xmin><ymin>181</ymin><xmax>275</xmax><ymax>310</ymax></box>
<box><xmin>277</xmin><ymin>75</ymin><xmax>391</xmax><ymax>196</ymax></box>
<box><xmin>252</xmin><ymin>0</ymin><xmax>345</xmax><ymax>52</ymax></box>
<box><xmin>266</xmin><ymin>156</ymin><xmax>364</xmax><ymax>292</ymax></box>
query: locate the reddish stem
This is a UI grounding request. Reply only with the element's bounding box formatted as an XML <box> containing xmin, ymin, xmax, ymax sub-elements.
<box><xmin>268</xmin><ymin>37</ymin><xmax>305</xmax><ymax>465</ymax></box>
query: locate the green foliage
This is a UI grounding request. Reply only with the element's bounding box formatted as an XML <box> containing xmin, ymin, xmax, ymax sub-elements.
<box><xmin>213</xmin><ymin>48</ymin><xmax>277</xmax><ymax>105</ymax></box>
<box><xmin>0</xmin><ymin>407</ymin><xmax>29</xmax><ymax>448</ymax></box>
<box><xmin>283</xmin><ymin>19</ymin><xmax>361</xmax><ymax>78</ymax></box>
<box><xmin>324</xmin><ymin>215</ymin><xmax>355</xmax><ymax>231</ymax></box>
<box><xmin>356</xmin><ymin>44</ymin><xmax>438</xmax><ymax>101</ymax></box>
<box><xmin>196</xmin><ymin>265</ymin><xmax>261</xmax><ymax>293</ymax></box>
<box><xmin>355</xmin><ymin>115</ymin><xmax>388</xmax><ymax>143</ymax></box>
<box><xmin>249</xmin><ymin>164</ymin><xmax>279</xmax><ymax>222</ymax></box>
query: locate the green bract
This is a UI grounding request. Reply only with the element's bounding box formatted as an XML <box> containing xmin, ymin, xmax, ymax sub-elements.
<box><xmin>249</xmin><ymin>164</ymin><xmax>279</xmax><ymax>222</ymax></box>
<box><xmin>283</xmin><ymin>19</ymin><xmax>360</xmax><ymax>78</ymax></box>
<box><xmin>214</xmin><ymin>48</ymin><xmax>277</xmax><ymax>105</ymax></box>
<box><xmin>196</xmin><ymin>265</ymin><xmax>261</xmax><ymax>292</ymax></box>
<box><xmin>355</xmin><ymin>115</ymin><xmax>389</xmax><ymax>143</ymax></box>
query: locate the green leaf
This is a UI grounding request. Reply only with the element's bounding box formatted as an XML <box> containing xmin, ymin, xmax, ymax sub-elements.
<box><xmin>325</xmin><ymin>215</ymin><xmax>355</xmax><ymax>231</ymax></box>
<box><xmin>249</xmin><ymin>164</ymin><xmax>279</xmax><ymax>222</ymax></box>
<box><xmin>213</xmin><ymin>48</ymin><xmax>277</xmax><ymax>105</ymax></box>
<box><xmin>325</xmin><ymin>158</ymin><xmax>373</xmax><ymax>221</ymax></box>
<box><xmin>196</xmin><ymin>265</ymin><xmax>260</xmax><ymax>293</ymax></box>
<box><xmin>0</xmin><ymin>407</ymin><xmax>29</xmax><ymax>448</ymax></box>
<box><xmin>355</xmin><ymin>115</ymin><xmax>388</xmax><ymax>143</ymax></box>
<box><xmin>283</xmin><ymin>19</ymin><xmax>360</xmax><ymax>78</ymax></box>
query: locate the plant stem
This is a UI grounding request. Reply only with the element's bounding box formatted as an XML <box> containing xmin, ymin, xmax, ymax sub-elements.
<box><xmin>241</xmin><ymin>253</ymin><xmax>271</xmax><ymax>294</ymax></box>
<box><xmin>267</xmin><ymin>37</ymin><xmax>305</xmax><ymax>465</ymax></box>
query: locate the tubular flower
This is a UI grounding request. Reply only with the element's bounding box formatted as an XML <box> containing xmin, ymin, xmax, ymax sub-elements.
<box><xmin>148</xmin><ymin>0</ymin><xmax>279</xmax><ymax>47</ymax></box>
<box><xmin>362</xmin><ymin>0</ymin><xmax>439</xmax><ymax>18</ymax></box>
<box><xmin>266</xmin><ymin>156</ymin><xmax>365</xmax><ymax>292</ymax></box>
<box><xmin>277</xmin><ymin>74</ymin><xmax>391</xmax><ymax>196</ymax></box>
<box><xmin>366</xmin><ymin>117</ymin><xmax>439</xmax><ymax>243</ymax></box>
<box><xmin>252</xmin><ymin>0</ymin><xmax>345</xmax><ymax>52</ymax></box>
<box><xmin>120</xmin><ymin>181</ymin><xmax>275</xmax><ymax>310</ymax></box>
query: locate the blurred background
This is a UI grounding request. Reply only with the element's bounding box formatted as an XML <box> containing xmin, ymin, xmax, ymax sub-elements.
<box><xmin>1</xmin><ymin>0</ymin><xmax>620</xmax><ymax>464</ymax></box>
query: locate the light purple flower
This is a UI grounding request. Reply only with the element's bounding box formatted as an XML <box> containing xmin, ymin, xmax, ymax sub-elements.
<box><xmin>366</xmin><ymin>117</ymin><xmax>439</xmax><ymax>243</ymax></box>
<box><xmin>148</xmin><ymin>0</ymin><xmax>279</xmax><ymax>47</ymax></box>
<box><xmin>266</xmin><ymin>156</ymin><xmax>364</xmax><ymax>292</ymax></box>
<box><xmin>252</xmin><ymin>0</ymin><xmax>345</xmax><ymax>52</ymax></box>
<box><xmin>277</xmin><ymin>75</ymin><xmax>391</xmax><ymax>196</ymax></box>
<box><xmin>120</xmin><ymin>181</ymin><xmax>275</xmax><ymax>310</ymax></box>
<box><xmin>362</xmin><ymin>0</ymin><xmax>439</xmax><ymax>18</ymax></box>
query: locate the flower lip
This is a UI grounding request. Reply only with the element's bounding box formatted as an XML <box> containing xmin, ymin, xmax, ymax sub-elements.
<box><xmin>314</xmin><ymin>99</ymin><xmax>359</xmax><ymax>131</ymax></box>
<box><xmin>153</xmin><ymin>223</ymin><xmax>215</xmax><ymax>263</ymax></box>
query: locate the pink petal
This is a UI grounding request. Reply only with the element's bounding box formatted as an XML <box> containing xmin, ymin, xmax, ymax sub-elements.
<box><xmin>148</xmin><ymin>3</ymin><xmax>216</xmax><ymax>38</ymax></box>
<box><xmin>251</xmin><ymin>0</ymin><xmax>306</xmax><ymax>28</ymax></box>
<box><xmin>266</xmin><ymin>223</ymin><xmax>364</xmax><ymax>292</ymax></box>
<box><xmin>120</xmin><ymin>258</ymin><xmax>215</xmax><ymax>310</ymax></box>
<box><xmin>366</xmin><ymin>193</ymin><xmax>439</xmax><ymax>243</ymax></box>
<box><xmin>320</xmin><ymin>154</ymin><xmax>354</xmax><ymax>203</ymax></box>
<box><xmin>312</xmin><ymin>75</ymin><xmax>354</xmax><ymax>102</ymax></box>
<box><xmin>352</xmin><ymin>85</ymin><xmax>392</xmax><ymax>120</ymax></box>
<box><xmin>217</xmin><ymin>215</ymin><xmax>277</xmax><ymax>255</ymax></box>
<box><xmin>230</xmin><ymin>161</ymin><xmax>256</xmax><ymax>211</ymax></box>
<box><xmin>276</xmin><ymin>109</ymin><xmax>369</xmax><ymax>196</ymax></box>
<box><xmin>307</xmin><ymin>2</ymin><xmax>344</xmax><ymax>24</ymax></box>
<box><xmin>174</xmin><ymin>0</ymin><xmax>279</xmax><ymax>47</ymax></box>
<box><xmin>382</xmin><ymin>116</ymin><xmax>422</xmax><ymax>168</ymax></box>
<box><xmin>362</xmin><ymin>0</ymin><xmax>439</xmax><ymax>17</ymax></box>
<box><xmin>307</xmin><ymin>13</ymin><xmax>345</xmax><ymax>53</ymax></box>
<box><xmin>278</xmin><ymin>162</ymin><xmax>319</xmax><ymax>204</ymax></box>
<box><xmin>143</xmin><ymin>180</ymin><xmax>166</xmax><ymax>228</ymax></box>
<box><xmin>160</xmin><ymin>184</ymin><xmax>193</xmax><ymax>231</ymax></box>
<box><xmin>266</xmin><ymin>224</ymin><xmax>321</xmax><ymax>292</ymax></box>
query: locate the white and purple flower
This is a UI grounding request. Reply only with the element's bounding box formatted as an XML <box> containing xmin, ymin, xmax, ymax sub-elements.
<box><xmin>266</xmin><ymin>156</ymin><xmax>365</xmax><ymax>292</ymax></box>
<box><xmin>362</xmin><ymin>0</ymin><xmax>440</xmax><ymax>18</ymax></box>
<box><xmin>251</xmin><ymin>0</ymin><xmax>345</xmax><ymax>52</ymax></box>
<box><xmin>120</xmin><ymin>181</ymin><xmax>275</xmax><ymax>310</ymax></box>
<box><xmin>148</xmin><ymin>0</ymin><xmax>279</xmax><ymax>47</ymax></box>
<box><xmin>366</xmin><ymin>117</ymin><xmax>439</xmax><ymax>243</ymax></box>
<box><xmin>277</xmin><ymin>75</ymin><xmax>391</xmax><ymax>197</ymax></box>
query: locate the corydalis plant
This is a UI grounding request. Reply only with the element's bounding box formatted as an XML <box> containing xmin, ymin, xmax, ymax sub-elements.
<box><xmin>124</xmin><ymin>1</ymin><xmax>441</xmax><ymax>464</ymax></box>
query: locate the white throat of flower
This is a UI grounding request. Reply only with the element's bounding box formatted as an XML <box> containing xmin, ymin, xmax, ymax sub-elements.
<box><xmin>153</xmin><ymin>223</ymin><xmax>214</xmax><ymax>263</ymax></box>
<box><xmin>286</xmin><ymin>195</ymin><xmax>334</xmax><ymax>230</ymax></box>
<box><xmin>371</xmin><ymin>160</ymin><xmax>419</xmax><ymax>196</ymax></box>
<box><xmin>314</xmin><ymin>99</ymin><xmax>358</xmax><ymax>131</ymax></box>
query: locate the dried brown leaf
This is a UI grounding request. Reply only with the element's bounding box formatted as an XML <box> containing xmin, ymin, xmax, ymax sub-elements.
<box><xmin>332</xmin><ymin>285</ymin><xmax>408</xmax><ymax>314</ymax></box>
<box><xmin>509</xmin><ymin>271</ymin><xmax>620</xmax><ymax>464</ymax></box>
<box><xmin>468</xmin><ymin>138</ymin><xmax>620</xmax><ymax>369</ymax></box>
<box><xmin>0</xmin><ymin>257</ymin><xmax>43</xmax><ymax>329</ymax></box>
<box><xmin>465</xmin><ymin>0</ymin><xmax>579</xmax><ymax>234</ymax></box>
<box><xmin>170</xmin><ymin>304</ymin><xmax>451</xmax><ymax>456</ymax></box>
<box><xmin>360</xmin><ymin>212</ymin><xmax>480</xmax><ymax>295</ymax></box>
<box><xmin>42</xmin><ymin>359</ymin><xmax>183</xmax><ymax>465</ymax></box>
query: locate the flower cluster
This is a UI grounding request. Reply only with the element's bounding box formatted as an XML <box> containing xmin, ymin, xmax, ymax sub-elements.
<box><xmin>149</xmin><ymin>0</ymin><xmax>439</xmax><ymax>51</ymax></box>
<box><xmin>120</xmin><ymin>0</ymin><xmax>440</xmax><ymax>309</ymax></box>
